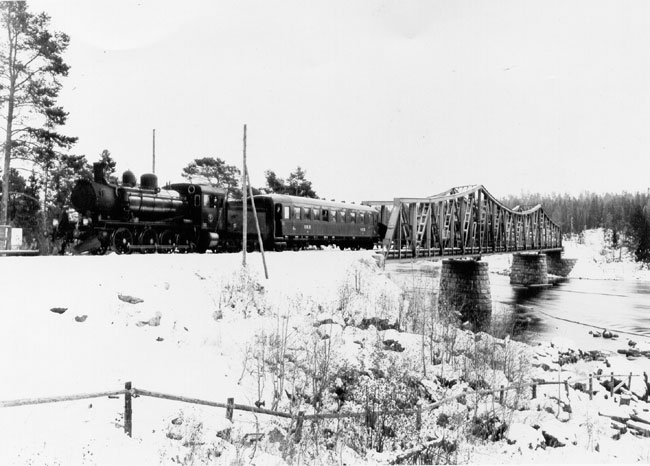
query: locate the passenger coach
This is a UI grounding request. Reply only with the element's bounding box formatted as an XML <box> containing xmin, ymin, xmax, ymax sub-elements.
<box><xmin>225</xmin><ymin>194</ymin><xmax>379</xmax><ymax>251</ymax></box>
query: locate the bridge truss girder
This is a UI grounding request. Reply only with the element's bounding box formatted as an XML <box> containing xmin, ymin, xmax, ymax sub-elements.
<box><xmin>363</xmin><ymin>185</ymin><xmax>562</xmax><ymax>260</ymax></box>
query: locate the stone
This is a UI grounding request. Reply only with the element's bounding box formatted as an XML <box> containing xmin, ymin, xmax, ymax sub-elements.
<box><xmin>74</xmin><ymin>315</ymin><xmax>87</xmax><ymax>322</ymax></box>
<box><xmin>50</xmin><ymin>307</ymin><xmax>67</xmax><ymax>314</ymax></box>
<box><xmin>118</xmin><ymin>294</ymin><xmax>144</xmax><ymax>304</ymax></box>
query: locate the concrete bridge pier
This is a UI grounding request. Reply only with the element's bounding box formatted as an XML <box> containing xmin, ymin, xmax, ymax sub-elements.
<box><xmin>510</xmin><ymin>253</ymin><xmax>548</xmax><ymax>286</ymax></box>
<box><xmin>438</xmin><ymin>259</ymin><xmax>491</xmax><ymax>330</ymax></box>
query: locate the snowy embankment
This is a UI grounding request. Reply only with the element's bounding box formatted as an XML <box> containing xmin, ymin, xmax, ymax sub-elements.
<box><xmin>1</xmin><ymin>239</ymin><xmax>650</xmax><ymax>464</ymax></box>
<box><xmin>564</xmin><ymin>228</ymin><xmax>650</xmax><ymax>281</ymax></box>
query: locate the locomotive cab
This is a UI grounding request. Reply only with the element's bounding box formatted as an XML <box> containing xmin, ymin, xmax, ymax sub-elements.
<box><xmin>167</xmin><ymin>183</ymin><xmax>226</xmax><ymax>252</ymax></box>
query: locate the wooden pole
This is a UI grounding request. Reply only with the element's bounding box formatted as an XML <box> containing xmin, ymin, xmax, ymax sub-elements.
<box><xmin>295</xmin><ymin>411</ymin><xmax>305</xmax><ymax>443</ymax></box>
<box><xmin>124</xmin><ymin>382</ymin><xmax>132</xmax><ymax>437</ymax></box>
<box><xmin>242</xmin><ymin>124</ymin><xmax>247</xmax><ymax>267</ymax></box>
<box><xmin>532</xmin><ymin>383</ymin><xmax>537</xmax><ymax>400</ymax></box>
<box><xmin>226</xmin><ymin>397</ymin><xmax>234</xmax><ymax>421</ymax></box>
<box><xmin>589</xmin><ymin>374</ymin><xmax>593</xmax><ymax>400</ymax></box>
<box><xmin>152</xmin><ymin>129</ymin><xmax>156</xmax><ymax>174</ymax></box>
<box><xmin>246</xmin><ymin>168</ymin><xmax>269</xmax><ymax>279</ymax></box>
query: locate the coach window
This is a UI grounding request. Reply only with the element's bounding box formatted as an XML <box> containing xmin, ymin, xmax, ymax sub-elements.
<box><xmin>203</xmin><ymin>194</ymin><xmax>210</xmax><ymax>206</ymax></box>
<box><xmin>284</xmin><ymin>206</ymin><xmax>291</xmax><ymax>219</ymax></box>
<box><xmin>339</xmin><ymin>210</ymin><xmax>346</xmax><ymax>223</ymax></box>
<box><xmin>322</xmin><ymin>209</ymin><xmax>329</xmax><ymax>222</ymax></box>
<box><xmin>313</xmin><ymin>208</ymin><xmax>319</xmax><ymax>220</ymax></box>
<box><xmin>331</xmin><ymin>210</ymin><xmax>337</xmax><ymax>222</ymax></box>
<box><xmin>304</xmin><ymin>207</ymin><xmax>311</xmax><ymax>220</ymax></box>
<box><xmin>359</xmin><ymin>212</ymin><xmax>365</xmax><ymax>224</ymax></box>
<box><xmin>350</xmin><ymin>212</ymin><xmax>356</xmax><ymax>223</ymax></box>
<box><xmin>294</xmin><ymin>206</ymin><xmax>301</xmax><ymax>219</ymax></box>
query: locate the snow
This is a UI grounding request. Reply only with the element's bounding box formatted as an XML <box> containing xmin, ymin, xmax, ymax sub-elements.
<box><xmin>2</xmin><ymin>233</ymin><xmax>650</xmax><ymax>464</ymax></box>
<box><xmin>564</xmin><ymin>228</ymin><xmax>650</xmax><ymax>281</ymax></box>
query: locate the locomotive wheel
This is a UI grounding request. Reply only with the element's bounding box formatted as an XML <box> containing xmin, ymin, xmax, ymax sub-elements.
<box><xmin>139</xmin><ymin>229</ymin><xmax>158</xmax><ymax>254</ymax></box>
<box><xmin>175</xmin><ymin>232</ymin><xmax>192</xmax><ymax>253</ymax></box>
<box><xmin>159</xmin><ymin>229</ymin><xmax>175</xmax><ymax>253</ymax></box>
<box><xmin>113</xmin><ymin>228</ymin><xmax>133</xmax><ymax>254</ymax></box>
<box><xmin>92</xmin><ymin>244</ymin><xmax>108</xmax><ymax>255</ymax></box>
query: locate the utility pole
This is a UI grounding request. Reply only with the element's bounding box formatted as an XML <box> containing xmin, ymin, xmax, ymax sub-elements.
<box><xmin>152</xmin><ymin>129</ymin><xmax>156</xmax><ymax>173</ymax></box>
<box><xmin>242</xmin><ymin>124</ymin><xmax>247</xmax><ymax>267</ymax></box>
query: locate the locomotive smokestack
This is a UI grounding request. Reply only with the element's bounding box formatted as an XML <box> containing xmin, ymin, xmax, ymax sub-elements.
<box><xmin>93</xmin><ymin>162</ymin><xmax>107</xmax><ymax>184</ymax></box>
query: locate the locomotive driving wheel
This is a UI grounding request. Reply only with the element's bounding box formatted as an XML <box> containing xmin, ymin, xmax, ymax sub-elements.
<box><xmin>112</xmin><ymin>228</ymin><xmax>133</xmax><ymax>254</ymax></box>
<box><xmin>175</xmin><ymin>232</ymin><xmax>194</xmax><ymax>253</ymax></box>
<box><xmin>139</xmin><ymin>229</ymin><xmax>158</xmax><ymax>254</ymax></box>
<box><xmin>159</xmin><ymin>229</ymin><xmax>175</xmax><ymax>253</ymax></box>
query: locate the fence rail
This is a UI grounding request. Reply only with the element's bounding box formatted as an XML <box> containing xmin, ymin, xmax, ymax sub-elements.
<box><xmin>2</xmin><ymin>372</ymin><xmax>648</xmax><ymax>439</ymax></box>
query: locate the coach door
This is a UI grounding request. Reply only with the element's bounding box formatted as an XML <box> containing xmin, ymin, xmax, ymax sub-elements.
<box><xmin>274</xmin><ymin>203</ymin><xmax>283</xmax><ymax>237</ymax></box>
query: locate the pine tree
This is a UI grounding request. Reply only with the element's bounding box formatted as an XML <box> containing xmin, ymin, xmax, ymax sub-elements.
<box><xmin>0</xmin><ymin>2</ymin><xmax>76</xmax><ymax>225</ymax></box>
<box><xmin>264</xmin><ymin>166</ymin><xmax>318</xmax><ymax>198</ymax></box>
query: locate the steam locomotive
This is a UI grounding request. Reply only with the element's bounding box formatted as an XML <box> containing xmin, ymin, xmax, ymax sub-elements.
<box><xmin>53</xmin><ymin>163</ymin><xmax>381</xmax><ymax>254</ymax></box>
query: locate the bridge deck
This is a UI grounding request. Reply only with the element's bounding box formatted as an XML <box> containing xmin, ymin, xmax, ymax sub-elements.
<box><xmin>384</xmin><ymin>246</ymin><xmax>563</xmax><ymax>262</ymax></box>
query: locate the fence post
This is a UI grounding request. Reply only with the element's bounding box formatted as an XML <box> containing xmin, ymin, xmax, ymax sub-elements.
<box><xmin>610</xmin><ymin>372</ymin><xmax>615</xmax><ymax>397</ymax></box>
<box><xmin>294</xmin><ymin>411</ymin><xmax>305</xmax><ymax>443</ymax></box>
<box><xmin>628</xmin><ymin>372</ymin><xmax>632</xmax><ymax>391</ymax></box>
<box><xmin>532</xmin><ymin>383</ymin><xmax>537</xmax><ymax>400</ymax></box>
<box><xmin>499</xmin><ymin>385</ymin><xmax>504</xmax><ymax>405</ymax></box>
<box><xmin>416</xmin><ymin>405</ymin><xmax>422</xmax><ymax>431</ymax></box>
<box><xmin>589</xmin><ymin>374</ymin><xmax>593</xmax><ymax>400</ymax></box>
<box><xmin>226</xmin><ymin>397</ymin><xmax>234</xmax><ymax>422</ymax></box>
<box><xmin>124</xmin><ymin>381</ymin><xmax>132</xmax><ymax>437</ymax></box>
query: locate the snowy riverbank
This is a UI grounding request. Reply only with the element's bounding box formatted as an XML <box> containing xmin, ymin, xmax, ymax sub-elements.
<box><xmin>1</xmin><ymin>234</ymin><xmax>650</xmax><ymax>464</ymax></box>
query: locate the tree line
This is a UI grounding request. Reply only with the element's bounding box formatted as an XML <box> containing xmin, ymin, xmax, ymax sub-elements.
<box><xmin>502</xmin><ymin>190</ymin><xmax>650</xmax><ymax>263</ymax></box>
<box><xmin>2</xmin><ymin>2</ymin><xmax>650</xmax><ymax>262</ymax></box>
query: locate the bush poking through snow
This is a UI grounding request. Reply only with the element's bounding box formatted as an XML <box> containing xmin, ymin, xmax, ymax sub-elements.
<box><xmin>216</xmin><ymin>268</ymin><xmax>268</xmax><ymax>319</ymax></box>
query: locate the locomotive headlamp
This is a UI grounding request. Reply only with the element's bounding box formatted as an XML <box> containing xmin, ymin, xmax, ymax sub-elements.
<box><xmin>82</xmin><ymin>218</ymin><xmax>90</xmax><ymax>226</ymax></box>
<box><xmin>52</xmin><ymin>219</ymin><xmax>59</xmax><ymax>227</ymax></box>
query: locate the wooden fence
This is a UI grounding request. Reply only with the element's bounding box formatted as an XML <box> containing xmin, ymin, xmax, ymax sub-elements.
<box><xmin>1</xmin><ymin>372</ymin><xmax>647</xmax><ymax>440</ymax></box>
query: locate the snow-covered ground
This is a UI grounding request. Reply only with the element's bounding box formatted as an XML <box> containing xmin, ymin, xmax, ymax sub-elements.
<box><xmin>564</xmin><ymin>228</ymin><xmax>650</xmax><ymax>281</ymax></box>
<box><xmin>2</xmin><ymin>234</ymin><xmax>650</xmax><ymax>465</ymax></box>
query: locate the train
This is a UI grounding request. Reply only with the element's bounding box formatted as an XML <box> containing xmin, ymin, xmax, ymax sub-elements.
<box><xmin>52</xmin><ymin>163</ymin><xmax>383</xmax><ymax>255</ymax></box>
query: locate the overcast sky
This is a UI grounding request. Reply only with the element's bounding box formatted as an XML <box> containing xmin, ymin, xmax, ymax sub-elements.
<box><xmin>26</xmin><ymin>0</ymin><xmax>650</xmax><ymax>202</ymax></box>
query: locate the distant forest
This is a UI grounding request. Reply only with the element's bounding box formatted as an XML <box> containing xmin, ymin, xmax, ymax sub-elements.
<box><xmin>502</xmin><ymin>191</ymin><xmax>650</xmax><ymax>263</ymax></box>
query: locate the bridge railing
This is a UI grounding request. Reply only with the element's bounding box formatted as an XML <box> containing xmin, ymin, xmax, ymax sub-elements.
<box><xmin>364</xmin><ymin>185</ymin><xmax>562</xmax><ymax>260</ymax></box>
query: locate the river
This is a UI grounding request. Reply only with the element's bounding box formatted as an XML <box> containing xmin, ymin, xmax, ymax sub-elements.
<box><xmin>385</xmin><ymin>258</ymin><xmax>650</xmax><ymax>347</ymax></box>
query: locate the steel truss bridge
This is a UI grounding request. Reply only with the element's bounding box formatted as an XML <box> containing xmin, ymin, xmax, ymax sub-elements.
<box><xmin>363</xmin><ymin>185</ymin><xmax>562</xmax><ymax>260</ymax></box>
